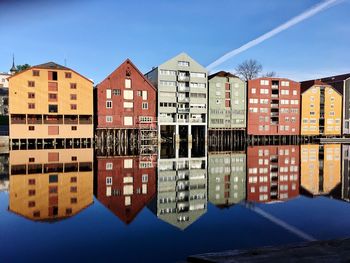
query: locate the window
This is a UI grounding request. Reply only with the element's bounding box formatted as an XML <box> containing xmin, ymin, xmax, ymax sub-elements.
<box><xmin>113</xmin><ymin>89</ymin><xmax>121</xmax><ymax>95</ymax></box>
<box><xmin>28</xmin><ymin>103</ymin><xmax>35</xmax><ymax>109</ymax></box>
<box><xmin>106</xmin><ymin>89</ymin><xmax>112</xmax><ymax>99</ymax></box>
<box><xmin>48</xmin><ymin>93</ymin><xmax>57</xmax><ymax>101</ymax></box>
<box><xmin>70</xmin><ymin>83</ymin><xmax>77</xmax><ymax>89</ymax></box>
<box><xmin>71</xmin><ymin>156</ymin><xmax>77</xmax><ymax>161</ymax></box>
<box><xmin>49</xmin><ymin>174</ymin><xmax>58</xmax><ymax>183</ymax></box>
<box><xmin>28</xmin><ymin>179</ymin><xmax>36</xmax><ymax>185</ymax></box>
<box><xmin>71</xmin><ymin>198</ymin><xmax>77</xmax><ymax>204</ymax></box>
<box><xmin>71</xmin><ymin>126</ymin><xmax>77</xmax><ymax>130</ymax></box>
<box><xmin>28</xmin><ymin>201</ymin><xmax>35</xmax><ymax>208</ymax></box>
<box><xmin>28</xmin><ymin>92</ymin><xmax>35</xmax><ymax>99</ymax></box>
<box><xmin>70</xmin><ymin>94</ymin><xmax>77</xmax><ymax>100</ymax></box>
<box><xmin>251</xmin><ymin>88</ymin><xmax>256</xmax><ymax>94</ymax></box>
<box><xmin>106</xmin><ymin>116</ymin><xmax>113</xmax><ymax>122</ymax></box>
<box><xmin>29</xmin><ymin>158</ymin><xmax>35</xmax><ymax>162</ymax></box>
<box><xmin>106</xmin><ymin>162</ymin><xmax>113</xmax><ymax>170</ymax></box>
<box><xmin>281</xmin><ymin>81</ymin><xmax>290</xmax><ymax>86</ymax></box>
<box><xmin>71</xmin><ymin>177</ymin><xmax>77</xmax><ymax>183</ymax></box>
<box><xmin>125</xmin><ymin>79</ymin><xmax>131</xmax><ymax>89</ymax></box>
<box><xmin>33</xmin><ymin>70</ymin><xmax>40</xmax><ymax>76</ymax></box>
<box><xmin>28</xmin><ymin>126</ymin><xmax>35</xmax><ymax>131</ymax></box>
<box><xmin>70</xmin><ymin>104</ymin><xmax>77</xmax><ymax>110</ymax></box>
<box><xmin>137</xmin><ymin>90</ymin><xmax>142</xmax><ymax>96</ymax></box>
<box><xmin>28</xmin><ymin>189</ymin><xmax>36</xmax><ymax>196</ymax></box>
<box><xmin>142</xmin><ymin>174</ymin><xmax>148</xmax><ymax>183</ymax></box>
<box><xmin>190</xmin><ymin>72</ymin><xmax>206</xmax><ymax>78</ymax></box>
<box><xmin>48</xmin><ymin>71</ymin><xmax>58</xmax><ymax>81</ymax></box>
<box><xmin>70</xmin><ymin>186</ymin><xmax>77</xmax><ymax>193</ymax></box>
<box><xmin>106</xmin><ymin>101</ymin><xmax>112</xmax><ymax>108</ymax></box>
<box><xmin>178</xmin><ymin>61</ymin><xmax>190</xmax><ymax>67</ymax></box>
<box><xmin>124</xmin><ymin>90</ymin><xmax>133</xmax><ymax>100</ymax></box>
<box><xmin>142</xmin><ymin>91</ymin><xmax>148</xmax><ymax>100</ymax></box>
<box><xmin>106</xmin><ymin>177</ymin><xmax>112</xmax><ymax>186</ymax></box>
<box><xmin>65</xmin><ymin>72</ymin><xmax>72</xmax><ymax>78</ymax></box>
<box><xmin>260</xmin><ymin>80</ymin><xmax>269</xmax><ymax>85</ymax></box>
<box><xmin>49</xmin><ymin>104</ymin><xmax>58</xmax><ymax>113</ymax></box>
<box><xmin>28</xmin><ymin>81</ymin><xmax>35</xmax><ymax>87</ymax></box>
<box><xmin>142</xmin><ymin>102</ymin><xmax>148</xmax><ymax>109</ymax></box>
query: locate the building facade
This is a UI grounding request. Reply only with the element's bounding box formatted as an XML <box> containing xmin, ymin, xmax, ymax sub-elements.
<box><xmin>95</xmin><ymin>156</ymin><xmax>156</xmax><ymax>224</ymax></box>
<box><xmin>300</xmin><ymin>144</ymin><xmax>341</xmax><ymax>196</ymax></box>
<box><xmin>320</xmin><ymin>74</ymin><xmax>350</xmax><ymax>135</ymax></box>
<box><xmin>247</xmin><ymin>78</ymin><xmax>300</xmax><ymax>136</ymax></box>
<box><xmin>9</xmin><ymin>148</ymin><xmax>93</xmax><ymax>221</ymax></box>
<box><xmin>300</xmin><ymin>81</ymin><xmax>342</xmax><ymax>136</ymax></box>
<box><xmin>0</xmin><ymin>72</ymin><xmax>10</xmax><ymax>116</ymax></box>
<box><xmin>208</xmin><ymin>71</ymin><xmax>246</xmax><ymax>130</ymax></box>
<box><xmin>247</xmin><ymin>145</ymin><xmax>300</xmax><ymax>203</ymax></box>
<box><xmin>145</xmin><ymin>53</ymin><xmax>208</xmax><ymax>143</ymax></box>
<box><xmin>96</xmin><ymin>59</ymin><xmax>157</xmax><ymax>130</ymax></box>
<box><xmin>8</xmin><ymin>62</ymin><xmax>93</xmax><ymax>143</ymax></box>
<box><xmin>208</xmin><ymin>152</ymin><xmax>246</xmax><ymax>207</ymax></box>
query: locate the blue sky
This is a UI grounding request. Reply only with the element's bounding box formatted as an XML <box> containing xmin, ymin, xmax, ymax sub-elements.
<box><xmin>0</xmin><ymin>0</ymin><xmax>349</xmax><ymax>83</ymax></box>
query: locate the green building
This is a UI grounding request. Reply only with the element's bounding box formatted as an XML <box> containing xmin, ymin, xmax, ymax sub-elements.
<box><xmin>208</xmin><ymin>71</ymin><xmax>246</xmax><ymax>130</ymax></box>
<box><xmin>208</xmin><ymin>152</ymin><xmax>246</xmax><ymax>207</ymax></box>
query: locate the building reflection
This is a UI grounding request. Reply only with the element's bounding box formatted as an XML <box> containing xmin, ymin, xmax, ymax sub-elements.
<box><xmin>300</xmin><ymin>144</ymin><xmax>341</xmax><ymax>197</ymax></box>
<box><xmin>208</xmin><ymin>152</ymin><xmax>246</xmax><ymax>208</ymax></box>
<box><xmin>95</xmin><ymin>155</ymin><xmax>156</xmax><ymax>224</ymax></box>
<box><xmin>149</xmin><ymin>143</ymin><xmax>207</xmax><ymax>230</ymax></box>
<box><xmin>0</xmin><ymin>152</ymin><xmax>9</xmax><ymax>192</ymax></box>
<box><xmin>9</xmin><ymin>148</ymin><xmax>93</xmax><ymax>221</ymax></box>
<box><xmin>342</xmin><ymin>145</ymin><xmax>350</xmax><ymax>202</ymax></box>
<box><xmin>247</xmin><ymin>145</ymin><xmax>300</xmax><ymax>203</ymax></box>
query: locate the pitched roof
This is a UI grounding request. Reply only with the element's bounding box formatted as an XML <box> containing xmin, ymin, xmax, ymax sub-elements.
<box><xmin>208</xmin><ymin>71</ymin><xmax>239</xmax><ymax>80</ymax></box>
<box><xmin>321</xmin><ymin>73</ymin><xmax>350</xmax><ymax>83</ymax></box>
<box><xmin>300</xmin><ymin>79</ymin><xmax>342</xmax><ymax>95</ymax></box>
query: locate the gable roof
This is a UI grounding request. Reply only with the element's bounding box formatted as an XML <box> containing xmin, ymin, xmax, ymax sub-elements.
<box><xmin>300</xmin><ymin>79</ymin><xmax>342</xmax><ymax>95</ymax></box>
<box><xmin>321</xmin><ymin>73</ymin><xmax>350</xmax><ymax>83</ymax></box>
<box><xmin>208</xmin><ymin>71</ymin><xmax>239</xmax><ymax>80</ymax></box>
<box><xmin>8</xmin><ymin>61</ymin><xmax>93</xmax><ymax>83</ymax></box>
<box><xmin>97</xmin><ymin>59</ymin><xmax>157</xmax><ymax>91</ymax></box>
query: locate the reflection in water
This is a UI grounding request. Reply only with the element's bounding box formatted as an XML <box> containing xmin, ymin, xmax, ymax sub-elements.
<box><xmin>247</xmin><ymin>145</ymin><xmax>300</xmax><ymax>203</ymax></box>
<box><xmin>95</xmin><ymin>156</ymin><xmax>156</xmax><ymax>224</ymax></box>
<box><xmin>9</xmin><ymin>148</ymin><xmax>93</xmax><ymax>221</ymax></box>
<box><xmin>342</xmin><ymin>145</ymin><xmax>350</xmax><ymax>201</ymax></box>
<box><xmin>300</xmin><ymin>144</ymin><xmax>341</xmax><ymax>197</ymax></box>
<box><xmin>0</xmin><ymin>153</ymin><xmax>9</xmax><ymax>192</ymax></box>
<box><xmin>149</xmin><ymin>143</ymin><xmax>207</xmax><ymax>230</ymax></box>
<box><xmin>208</xmin><ymin>152</ymin><xmax>246</xmax><ymax>208</ymax></box>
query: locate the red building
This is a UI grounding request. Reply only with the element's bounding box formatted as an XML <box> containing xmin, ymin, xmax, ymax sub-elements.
<box><xmin>247</xmin><ymin>145</ymin><xmax>300</xmax><ymax>203</ymax></box>
<box><xmin>95</xmin><ymin>156</ymin><xmax>156</xmax><ymax>224</ymax></box>
<box><xmin>247</xmin><ymin>78</ymin><xmax>300</xmax><ymax>135</ymax></box>
<box><xmin>96</xmin><ymin>59</ymin><xmax>157</xmax><ymax>129</ymax></box>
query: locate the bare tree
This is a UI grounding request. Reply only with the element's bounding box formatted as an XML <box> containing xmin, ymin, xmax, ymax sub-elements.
<box><xmin>262</xmin><ymin>71</ymin><xmax>277</xmax><ymax>78</ymax></box>
<box><xmin>235</xmin><ymin>59</ymin><xmax>262</xmax><ymax>81</ymax></box>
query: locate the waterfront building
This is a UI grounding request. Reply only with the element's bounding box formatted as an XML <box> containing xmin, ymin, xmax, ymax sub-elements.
<box><xmin>8</xmin><ymin>62</ymin><xmax>93</xmax><ymax>145</ymax></box>
<box><xmin>8</xmin><ymin>148</ymin><xmax>93</xmax><ymax>221</ymax></box>
<box><xmin>319</xmin><ymin>74</ymin><xmax>350</xmax><ymax>135</ymax></box>
<box><xmin>300</xmin><ymin>80</ymin><xmax>342</xmax><ymax>136</ymax></box>
<box><xmin>96</xmin><ymin>59</ymin><xmax>157</xmax><ymax>131</ymax></box>
<box><xmin>208</xmin><ymin>71</ymin><xmax>246</xmax><ymax>130</ymax></box>
<box><xmin>95</xmin><ymin>156</ymin><xmax>156</xmax><ymax>224</ymax></box>
<box><xmin>145</xmin><ymin>53</ymin><xmax>207</xmax><ymax>143</ymax></box>
<box><xmin>149</xmin><ymin>144</ymin><xmax>207</xmax><ymax>230</ymax></box>
<box><xmin>208</xmin><ymin>152</ymin><xmax>246</xmax><ymax>208</ymax></box>
<box><xmin>247</xmin><ymin>78</ymin><xmax>300</xmax><ymax>136</ymax></box>
<box><xmin>300</xmin><ymin>144</ymin><xmax>341</xmax><ymax>196</ymax></box>
<box><xmin>0</xmin><ymin>72</ymin><xmax>10</xmax><ymax>116</ymax></box>
<box><xmin>247</xmin><ymin>145</ymin><xmax>300</xmax><ymax>203</ymax></box>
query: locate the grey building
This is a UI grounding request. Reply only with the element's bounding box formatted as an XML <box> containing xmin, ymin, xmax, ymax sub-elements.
<box><xmin>320</xmin><ymin>73</ymin><xmax>350</xmax><ymax>135</ymax></box>
<box><xmin>208</xmin><ymin>71</ymin><xmax>246</xmax><ymax>130</ymax></box>
<box><xmin>145</xmin><ymin>53</ymin><xmax>208</xmax><ymax>143</ymax></box>
<box><xmin>149</xmin><ymin>144</ymin><xmax>207</xmax><ymax>230</ymax></box>
<box><xmin>208</xmin><ymin>152</ymin><xmax>246</xmax><ymax>207</ymax></box>
<box><xmin>0</xmin><ymin>72</ymin><xmax>10</xmax><ymax>115</ymax></box>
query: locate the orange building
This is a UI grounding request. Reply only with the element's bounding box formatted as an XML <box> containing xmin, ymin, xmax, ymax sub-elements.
<box><xmin>8</xmin><ymin>62</ymin><xmax>93</xmax><ymax>145</ymax></box>
<box><xmin>9</xmin><ymin>148</ymin><xmax>93</xmax><ymax>221</ymax></box>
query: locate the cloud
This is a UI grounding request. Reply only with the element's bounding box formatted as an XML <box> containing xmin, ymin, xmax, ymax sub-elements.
<box><xmin>206</xmin><ymin>0</ymin><xmax>343</xmax><ymax>71</ymax></box>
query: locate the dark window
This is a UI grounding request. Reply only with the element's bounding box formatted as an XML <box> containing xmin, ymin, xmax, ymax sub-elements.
<box><xmin>28</xmin><ymin>189</ymin><xmax>36</xmax><ymax>196</ymax></box>
<box><xmin>48</xmin><ymin>71</ymin><xmax>58</xmax><ymax>81</ymax></box>
<box><xmin>65</xmin><ymin>72</ymin><xmax>72</xmax><ymax>78</ymax></box>
<box><xmin>49</xmin><ymin>174</ymin><xmax>58</xmax><ymax>183</ymax></box>
<box><xmin>71</xmin><ymin>156</ymin><xmax>77</xmax><ymax>161</ymax></box>
<box><xmin>48</xmin><ymin>105</ymin><xmax>58</xmax><ymax>113</ymax></box>
<box><xmin>28</xmin><ymin>103</ymin><xmax>35</xmax><ymax>109</ymax></box>
<box><xmin>70</xmin><ymin>104</ymin><xmax>77</xmax><ymax>110</ymax></box>
<box><xmin>28</xmin><ymin>126</ymin><xmax>35</xmax><ymax>131</ymax></box>
<box><xmin>29</xmin><ymin>158</ymin><xmax>35</xmax><ymax>162</ymax></box>
<box><xmin>48</xmin><ymin>82</ymin><xmax>58</xmax><ymax>91</ymax></box>
<box><xmin>28</xmin><ymin>179</ymin><xmax>36</xmax><ymax>185</ymax></box>
<box><xmin>71</xmin><ymin>177</ymin><xmax>77</xmax><ymax>183</ymax></box>
<box><xmin>70</xmin><ymin>83</ymin><xmax>77</xmax><ymax>89</ymax></box>
<box><xmin>32</xmin><ymin>70</ymin><xmax>40</xmax><ymax>76</ymax></box>
<box><xmin>28</xmin><ymin>201</ymin><xmax>35</xmax><ymax>208</ymax></box>
<box><xmin>48</xmin><ymin>93</ymin><xmax>57</xmax><ymax>101</ymax></box>
<box><xmin>49</xmin><ymin>186</ymin><xmax>58</xmax><ymax>194</ymax></box>
<box><xmin>71</xmin><ymin>197</ymin><xmax>77</xmax><ymax>204</ymax></box>
<box><xmin>28</xmin><ymin>81</ymin><xmax>35</xmax><ymax>87</ymax></box>
<box><xmin>70</xmin><ymin>186</ymin><xmax>77</xmax><ymax>193</ymax></box>
<box><xmin>66</xmin><ymin>208</ymin><xmax>72</xmax><ymax>215</ymax></box>
<box><xmin>113</xmin><ymin>89</ymin><xmax>121</xmax><ymax>95</ymax></box>
<box><xmin>70</xmin><ymin>94</ymin><xmax>77</xmax><ymax>100</ymax></box>
<box><xmin>33</xmin><ymin>211</ymin><xmax>40</xmax><ymax>217</ymax></box>
<box><xmin>28</xmin><ymin>92</ymin><xmax>35</xmax><ymax>99</ymax></box>
<box><xmin>71</xmin><ymin>126</ymin><xmax>77</xmax><ymax>130</ymax></box>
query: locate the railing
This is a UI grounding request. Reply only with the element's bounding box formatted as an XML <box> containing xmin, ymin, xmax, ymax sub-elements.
<box><xmin>178</xmin><ymin>108</ymin><xmax>190</xmax><ymax>113</ymax></box>
<box><xmin>190</xmin><ymin>118</ymin><xmax>205</xmax><ymax>123</ymax></box>
<box><xmin>272</xmin><ymin>85</ymin><xmax>279</xmax><ymax>89</ymax></box>
<box><xmin>178</xmin><ymin>86</ymin><xmax>190</xmax><ymax>92</ymax></box>
<box><xmin>178</xmin><ymin>97</ymin><xmax>189</xmax><ymax>102</ymax></box>
<box><xmin>178</xmin><ymin>76</ymin><xmax>190</xmax><ymax>82</ymax></box>
<box><xmin>271</xmin><ymin>104</ymin><xmax>279</xmax><ymax>108</ymax></box>
<box><xmin>271</xmin><ymin>94</ymin><xmax>279</xmax><ymax>98</ymax></box>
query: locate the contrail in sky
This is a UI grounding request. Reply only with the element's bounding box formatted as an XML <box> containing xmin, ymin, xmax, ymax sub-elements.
<box><xmin>206</xmin><ymin>0</ymin><xmax>342</xmax><ymax>71</ymax></box>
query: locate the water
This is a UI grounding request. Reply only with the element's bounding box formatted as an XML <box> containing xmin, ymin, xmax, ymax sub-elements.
<box><xmin>1</xmin><ymin>143</ymin><xmax>350</xmax><ymax>263</ymax></box>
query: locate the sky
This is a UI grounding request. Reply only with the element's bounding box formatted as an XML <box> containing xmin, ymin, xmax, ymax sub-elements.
<box><xmin>0</xmin><ymin>0</ymin><xmax>349</xmax><ymax>83</ymax></box>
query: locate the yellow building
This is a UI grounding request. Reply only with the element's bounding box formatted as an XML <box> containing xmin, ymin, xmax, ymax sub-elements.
<box><xmin>301</xmin><ymin>81</ymin><xmax>342</xmax><ymax>136</ymax></box>
<box><xmin>8</xmin><ymin>62</ymin><xmax>93</xmax><ymax>142</ymax></box>
<box><xmin>300</xmin><ymin>144</ymin><xmax>341</xmax><ymax>195</ymax></box>
<box><xmin>9</xmin><ymin>148</ymin><xmax>93</xmax><ymax>221</ymax></box>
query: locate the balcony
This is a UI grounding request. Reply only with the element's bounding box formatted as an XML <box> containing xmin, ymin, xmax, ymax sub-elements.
<box><xmin>178</xmin><ymin>97</ymin><xmax>189</xmax><ymax>103</ymax></box>
<box><xmin>271</xmin><ymin>94</ymin><xmax>279</xmax><ymax>98</ymax></box>
<box><xmin>178</xmin><ymin>108</ymin><xmax>190</xmax><ymax>113</ymax></box>
<box><xmin>178</xmin><ymin>75</ymin><xmax>190</xmax><ymax>82</ymax></box>
<box><xmin>271</xmin><ymin>104</ymin><xmax>279</xmax><ymax>108</ymax></box>
<box><xmin>272</xmin><ymin>85</ymin><xmax>279</xmax><ymax>89</ymax></box>
<box><xmin>178</xmin><ymin>86</ymin><xmax>190</xmax><ymax>92</ymax></box>
<box><xmin>190</xmin><ymin>118</ymin><xmax>205</xmax><ymax>123</ymax></box>
<box><xmin>271</xmin><ymin>112</ymin><xmax>279</xmax><ymax>117</ymax></box>
<box><xmin>270</xmin><ymin>172</ymin><xmax>278</xmax><ymax>178</ymax></box>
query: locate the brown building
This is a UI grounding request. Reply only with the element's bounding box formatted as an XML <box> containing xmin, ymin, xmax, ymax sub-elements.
<box><xmin>247</xmin><ymin>78</ymin><xmax>300</xmax><ymax>135</ymax></box>
<box><xmin>247</xmin><ymin>145</ymin><xmax>300</xmax><ymax>203</ymax></box>
<box><xmin>9</xmin><ymin>148</ymin><xmax>93</xmax><ymax>221</ymax></box>
<box><xmin>95</xmin><ymin>156</ymin><xmax>156</xmax><ymax>224</ymax></box>
<box><xmin>8</xmin><ymin>62</ymin><xmax>93</xmax><ymax>145</ymax></box>
<box><xmin>96</xmin><ymin>59</ymin><xmax>157</xmax><ymax>130</ymax></box>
